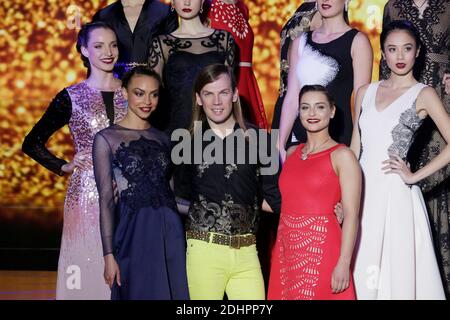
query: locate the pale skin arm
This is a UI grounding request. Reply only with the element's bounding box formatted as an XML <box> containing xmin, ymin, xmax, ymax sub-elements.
<box><xmin>383</xmin><ymin>87</ymin><xmax>450</xmax><ymax>183</ymax></box>
<box><xmin>330</xmin><ymin>147</ymin><xmax>362</xmax><ymax>294</ymax></box>
<box><xmin>351</xmin><ymin>32</ymin><xmax>373</xmax><ymax>121</ymax></box>
<box><xmin>443</xmin><ymin>72</ymin><xmax>450</xmax><ymax>95</ymax></box>
<box><xmin>278</xmin><ymin>38</ymin><xmax>302</xmax><ymax>162</ymax></box>
<box><xmin>334</xmin><ymin>86</ymin><xmax>368</xmax><ymax>224</ymax></box>
<box><xmin>349</xmin><ymin>84</ymin><xmax>369</xmax><ymax>158</ymax></box>
<box><xmin>333</xmin><ymin>84</ymin><xmax>370</xmax><ymax>222</ymax></box>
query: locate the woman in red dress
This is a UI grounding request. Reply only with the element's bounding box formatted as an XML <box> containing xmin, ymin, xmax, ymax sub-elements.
<box><xmin>268</xmin><ymin>85</ymin><xmax>361</xmax><ymax>300</ymax></box>
<box><xmin>206</xmin><ymin>0</ymin><xmax>267</xmax><ymax>129</ymax></box>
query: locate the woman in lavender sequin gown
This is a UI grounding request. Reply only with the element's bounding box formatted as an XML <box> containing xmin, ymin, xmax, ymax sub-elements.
<box><xmin>22</xmin><ymin>22</ymin><xmax>127</xmax><ymax>299</ymax></box>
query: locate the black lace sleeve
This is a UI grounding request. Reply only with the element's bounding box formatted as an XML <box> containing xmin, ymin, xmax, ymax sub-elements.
<box><xmin>92</xmin><ymin>131</ymin><xmax>115</xmax><ymax>256</ymax></box>
<box><xmin>22</xmin><ymin>89</ymin><xmax>72</xmax><ymax>176</ymax></box>
<box><xmin>225</xmin><ymin>32</ymin><xmax>238</xmax><ymax>70</ymax></box>
<box><xmin>148</xmin><ymin>36</ymin><xmax>165</xmax><ymax>77</ymax></box>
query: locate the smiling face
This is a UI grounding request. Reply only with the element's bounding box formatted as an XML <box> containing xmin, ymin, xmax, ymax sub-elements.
<box><xmin>382</xmin><ymin>29</ymin><xmax>419</xmax><ymax>77</ymax></box>
<box><xmin>122</xmin><ymin>75</ymin><xmax>160</xmax><ymax>121</ymax></box>
<box><xmin>299</xmin><ymin>90</ymin><xmax>335</xmax><ymax>133</ymax></box>
<box><xmin>317</xmin><ymin>0</ymin><xmax>346</xmax><ymax>19</ymax></box>
<box><xmin>81</xmin><ymin>28</ymin><xmax>118</xmax><ymax>73</ymax></box>
<box><xmin>172</xmin><ymin>0</ymin><xmax>204</xmax><ymax>20</ymax></box>
<box><xmin>196</xmin><ymin>73</ymin><xmax>238</xmax><ymax>125</ymax></box>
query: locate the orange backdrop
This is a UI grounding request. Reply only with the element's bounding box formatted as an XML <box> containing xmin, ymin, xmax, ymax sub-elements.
<box><xmin>0</xmin><ymin>0</ymin><xmax>387</xmax><ymax>225</ymax></box>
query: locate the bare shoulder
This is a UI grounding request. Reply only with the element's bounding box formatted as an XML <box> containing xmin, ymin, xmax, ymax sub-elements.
<box><xmin>331</xmin><ymin>145</ymin><xmax>358</xmax><ymax>168</ymax></box>
<box><xmin>416</xmin><ymin>85</ymin><xmax>440</xmax><ymax>107</ymax></box>
<box><xmin>356</xmin><ymin>83</ymin><xmax>371</xmax><ymax>99</ymax></box>
<box><xmin>416</xmin><ymin>85</ymin><xmax>442</xmax><ymax>115</ymax></box>
<box><xmin>418</xmin><ymin>85</ymin><xmax>438</xmax><ymax>100</ymax></box>
<box><xmin>332</xmin><ymin>145</ymin><xmax>357</xmax><ymax>160</ymax></box>
<box><xmin>353</xmin><ymin>31</ymin><xmax>371</xmax><ymax>46</ymax></box>
<box><xmin>351</xmin><ymin>31</ymin><xmax>372</xmax><ymax>54</ymax></box>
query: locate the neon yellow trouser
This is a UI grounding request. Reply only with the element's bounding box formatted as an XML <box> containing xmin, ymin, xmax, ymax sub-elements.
<box><xmin>186</xmin><ymin>238</ymin><xmax>265</xmax><ymax>300</ymax></box>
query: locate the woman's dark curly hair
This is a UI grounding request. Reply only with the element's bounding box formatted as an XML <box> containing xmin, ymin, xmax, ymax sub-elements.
<box><xmin>121</xmin><ymin>66</ymin><xmax>162</xmax><ymax>89</ymax></box>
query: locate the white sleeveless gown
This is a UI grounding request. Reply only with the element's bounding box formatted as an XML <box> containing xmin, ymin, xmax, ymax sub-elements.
<box><xmin>353</xmin><ymin>81</ymin><xmax>445</xmax><ymax>300</ymax></box>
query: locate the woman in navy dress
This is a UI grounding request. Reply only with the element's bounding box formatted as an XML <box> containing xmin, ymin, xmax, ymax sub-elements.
<box><xmin>93</xmin><ymin>66</ymin><xmax>189</xmax><ymax>300</ymax></box>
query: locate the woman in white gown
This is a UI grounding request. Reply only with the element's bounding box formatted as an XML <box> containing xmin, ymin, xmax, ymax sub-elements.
<box><xmin>351</xmin><ymin>20</ymin><xmax>449</xmax><ymax>300</ymax></box>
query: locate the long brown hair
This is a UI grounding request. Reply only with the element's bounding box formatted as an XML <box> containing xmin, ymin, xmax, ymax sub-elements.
<box><xmin>189</xmin><ymin>64</ymin><xmax>247</xmax><ymax>134</ymax></box>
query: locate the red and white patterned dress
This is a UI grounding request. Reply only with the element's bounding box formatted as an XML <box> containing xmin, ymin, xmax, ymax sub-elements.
<box><xmin>208</xmin><ymin>0</ymin><xmax>267</xmax><ymax>129</ymax></box>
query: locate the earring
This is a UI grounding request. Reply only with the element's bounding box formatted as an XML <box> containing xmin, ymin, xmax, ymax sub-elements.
<box><xmin>345</xmin><ymin>0</ymin><xmax>349</xmax><ymax>11</ymax></box>
<box><xmin>315</xmin><ymin>1</ymin><xmax>318</xmax><ymax>10</ymax></box>
<box><xmin>171</xmin><ymin>5</ymin><xmax>174</xmax><ymax>12</ymax></box>
<box><xmin>200</xmin><ymin>7</ymin><xmax>203</xmax><ymax>13</ymax></box>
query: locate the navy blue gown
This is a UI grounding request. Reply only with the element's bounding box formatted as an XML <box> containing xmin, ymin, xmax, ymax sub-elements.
<box><xmin>93</xmin><ymin>124</ymin><xmax>189</xmax><ymax>300</ymax></box>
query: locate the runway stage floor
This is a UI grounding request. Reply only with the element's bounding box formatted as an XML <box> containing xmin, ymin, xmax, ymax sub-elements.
<box><xmin>0</xmin><ymin>271</ymin><xmax>56</xmax><ymax>300</ymax></box>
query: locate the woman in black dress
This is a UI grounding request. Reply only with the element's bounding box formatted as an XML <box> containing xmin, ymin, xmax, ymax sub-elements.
<box><xmin>277</xmin><ymin>0</ymin><xmax>373</xmax><ymax>162</ymax></box>
<box><xmin>148</xmin><ymin>0</ymin><xmax>237</xmax><ymax>199</ymax></box>
<box><xmin>93</xmin><ymin>0</ymin><xmax>178</xmax><ymax>78</ymax></box>
<box><xmin>271</xmin><ymin>0</ymin><xmax>320</xmax><ymax>132</ymax></box>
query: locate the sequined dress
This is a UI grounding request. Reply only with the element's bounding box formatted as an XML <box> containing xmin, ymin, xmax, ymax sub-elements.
<box><xmin>268</xmin><ymin>144</ymin><xmax>355</xmax><ymax>300</ymax></box>
<box><xmin>93</xmin><ymin>125</ymin><xmax>189</xmax><ymax>300</ymax></box>
<box><xmin>353</xmin><ymin>82</ymin><xmax>445</xmax><ymax>300</ymax></box>
<box><xmin>22</xmin><ymin>81</ymin><xmax>127</xmax><ymax>299</ymax></box>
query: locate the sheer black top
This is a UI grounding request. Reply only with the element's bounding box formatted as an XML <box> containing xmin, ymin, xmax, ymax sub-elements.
<box><xmin>148</xmin><ymin>30</ymin><xmax>237</xmax><ymax>133</ymax></box>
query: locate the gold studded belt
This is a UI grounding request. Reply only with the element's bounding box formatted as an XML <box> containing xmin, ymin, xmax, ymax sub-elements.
<box><xmin>186</xmin><ymin>230</ymin><xmax>256</xmax><ymax>249</ymax></box>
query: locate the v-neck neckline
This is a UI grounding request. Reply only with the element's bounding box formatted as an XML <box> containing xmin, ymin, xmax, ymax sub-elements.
<box><xmin>119</xmin><ymin>0</ymin><xmax>148</xmax><ymax>35</ymax></box>
<box><xmin>373</xmin><ymin>81</ymin><xmax>419</xmax><ymax>113</ymax></box>
<box><xmin>411</xmin><ymin>0</ymin><xmax>430</xmax><ymax>20</ymax></box>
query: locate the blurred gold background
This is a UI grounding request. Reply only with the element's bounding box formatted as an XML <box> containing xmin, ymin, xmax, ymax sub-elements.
<box><xmin>0</xmin><ymin>0</ymin><xmax>387</xmax><ymax>225</ymax></box>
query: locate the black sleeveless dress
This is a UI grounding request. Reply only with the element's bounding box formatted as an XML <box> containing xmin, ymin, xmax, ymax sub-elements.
<box><xmin>291</xmin><ymin>28</ymin><xmax>358</xmax><ymax>146</ymax></box>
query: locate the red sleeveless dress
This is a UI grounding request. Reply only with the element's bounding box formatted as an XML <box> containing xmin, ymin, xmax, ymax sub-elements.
<box><xmin>268</xmin><ymin>144</ymin><xmax>355</xmax><ymax>300</ymax></box>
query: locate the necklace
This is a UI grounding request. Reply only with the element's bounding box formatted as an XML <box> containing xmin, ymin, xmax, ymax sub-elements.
<box><xmin>300</xmin><ymin>137</ymin><xmax>331</xmax><ymax>160</ymax></box>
